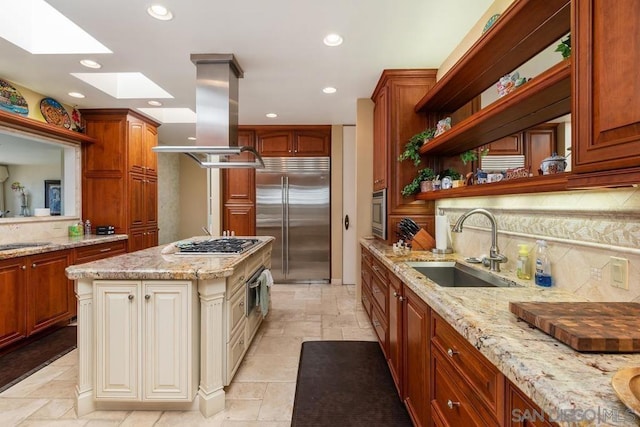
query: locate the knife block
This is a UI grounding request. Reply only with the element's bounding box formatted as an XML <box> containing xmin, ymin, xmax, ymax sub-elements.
<box><xmin>411</xmin><ymin>228</ymin><xmax>436</xmax><ymax>250</ymax></box>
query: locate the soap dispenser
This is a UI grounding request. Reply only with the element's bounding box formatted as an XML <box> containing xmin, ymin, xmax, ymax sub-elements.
<box><xmin>516</xmin><ymin>244</ymin><xmax>531</xmax><ymax>280</ymax></box>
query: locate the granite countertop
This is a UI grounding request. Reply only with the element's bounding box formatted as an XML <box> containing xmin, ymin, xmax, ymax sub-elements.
<box><xmin>65</xmin><ymin>236</ymin><xmax>274</xmax><ymax>281</ymax></box>
<box><xmin>0</xmin><ymin>234</ymin><xmax>128</xmax><ymax>260</ymax></box>
<box><xmin>361</xmin><ymin>238</ymin><xmax>640</xmax><ymax>427</ymax></box>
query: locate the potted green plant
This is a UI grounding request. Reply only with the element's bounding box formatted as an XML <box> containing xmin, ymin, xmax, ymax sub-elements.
<box><xmin>398</xmin><ymin>128</ymin><xmax>436</xmax><ymax>166</ymax></box>
<box><xmin>460</xmin><ymin>147</ymin><xmax>489</xmax><ymax>165</ymax></box>
<box><xmin>555</xmin><ymin>34</ymin><xmax>571</xmax><ymax>59</ymax></box>
<box><xmin>401</xmin><ymin>167</ymin><xmax>435</xmax><ymax>196</ymax></box>
<box><xmin>439</xmin><ymin>168</ymin><xmax>465</xmax><ymax>188</ymax></box>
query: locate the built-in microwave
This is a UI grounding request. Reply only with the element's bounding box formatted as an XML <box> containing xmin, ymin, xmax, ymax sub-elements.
<box><xmin>372</xmin><ymin>189</ymin><xmax>387</xmax><ymax>240</ymax></box>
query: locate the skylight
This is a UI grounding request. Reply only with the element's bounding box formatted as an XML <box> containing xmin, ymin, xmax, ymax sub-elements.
<box><xmin>71</xmin><ymin>72</ymin><xmax>173</xmax><ymax>99</ymax></box>
<box><xmin>137</xmin><ymin>108</ymin><xmax>196</xmax><ymax>124</ymax></box>
<box><xmin>0</xmin><ymin>0</ymin><xmax>111</xmax><ymax>54</ymax></box>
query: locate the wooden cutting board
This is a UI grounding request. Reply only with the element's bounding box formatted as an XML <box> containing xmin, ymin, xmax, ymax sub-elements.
<box><xmin>509</xmin><ymin>302</ymin><xmax>640</xmax><ymax>353</ymax></box>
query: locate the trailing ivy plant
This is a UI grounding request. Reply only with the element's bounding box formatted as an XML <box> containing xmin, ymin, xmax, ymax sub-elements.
<box><xmin>439</xmin><ymin>168</ymin><xmax>461</xmax><ymax>180</ymax></box>
<box><xmin>398</xmin><ymin>128</ymin><xmax>436</xmax><ymax>166</ymax></box>
<box><xmin>555</xmin><ymin>34</ymin><xmax>571</xmax><ymax>59</ymax></box>
<box><xmin>401</xmin><ymin>167</ymin><xmax>435</xmax><ymax>197</ymax></box>
<box><xmin>460</xmin><ymin>148</ymin><xmax>489</xmax><ymax>165</ymax></box>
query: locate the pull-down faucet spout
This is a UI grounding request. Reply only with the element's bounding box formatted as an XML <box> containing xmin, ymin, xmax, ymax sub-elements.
<box><xmin>452</xmin><ymin>208</ymin><xmax>507</xmax><ymax>272</ymax></box>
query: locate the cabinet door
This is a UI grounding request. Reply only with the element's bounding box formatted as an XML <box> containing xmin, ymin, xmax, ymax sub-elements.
<box><xmin>486</xmin><ymin>134</ymin><xmax>523</xmax><ymax>155</ymax></box>
<box><xmin>223</xmin><ymin>130</ymin><xmax>256</xmax><ymax>204</ymax></box>
<box><xmin>27</xmin><ymin>251</ymin><xmax>73</xmax><ymax>335</ymax></box>
<box><xmin>144</xmin><ymin>227</ymin><xmax>158</xmax><ymax>249</ymax></box>
<box><xmin>129</xmin><ymin>173</ymin><xmax>145</xmax><ymax>228</ymax></box>
<box><xmin>95</xmin><ymin>282</ymin><xmax>139</xmax><ymax>400</ymax></box>
<box><xmin>144</xmin><ymin>175</ymin><xmax>158</xmax><ymax>227</ymax></box>
<box><xmin>373</xmin><ymin>85</ymin><xmax>388</xmax><ymax>191</ymax></box>
<box><xmin>524</xmin><ymin>126</ymin><xmax>556</xmax><ymax>176</ymax></box>
<box><xmin>128</xmin><ymin>120</ymin><xmax>146</xmax><ymax>175</ymax></box>
<box><xmin>143</xmin><ymin>282</ymin><xmax>191</xmax><ymax>400</ymax></box>
<box><xmin>0</xmin><ymin>258</ymin><xmax>27</xmax><ymax>349</ymax></box>
<box><xmin>403</xmin><ymin>285</ymin><xmax>430</xmax><ymax>427</ymax></box>
<box><xmin>294</xmin><ymin>130</ymin><xmax>330</xmax><ymax>156</ymax></box>
<box><xmin>387</xmin><ymin>273</ymin><xmax>403</xmax><ymax>396</ymax></box>
<box><xmin>144</xmin><ymin>124</ymin><xmax>158</xmax><ymax>176</ymax></box>
<box><xmin>506</xmin><ymin>380</ymin><xmax>558</xmax><ymax>427</ymax></box>
<box><xmin>573</xmin><ymin>0</ymin><xmax>640</xmax><ymax>174</ymax></box>
<box><xmin>256</xmin><ymin>130</ymin><xmax>293</xmax><ymax>156</ymax></box>
<box><xmin>223</xmin><ymin>204</ymin><xmax>255</xmax><ymax>236</ymax></box>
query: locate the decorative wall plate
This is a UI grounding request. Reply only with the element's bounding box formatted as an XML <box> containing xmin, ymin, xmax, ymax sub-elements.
<box><xmin>483</xmin><ymin>13</ymin><xmax>501</xmax><ymax>34</ymax></box>
<box><xmin>0</xmin><ymin>79</ymin><xmax>29</xmax><ymax>116</ymax></box>
<box><xmin>40</xmin><ymin>97</ymin><xmax>72</xmax><ymax>129</ymax></box>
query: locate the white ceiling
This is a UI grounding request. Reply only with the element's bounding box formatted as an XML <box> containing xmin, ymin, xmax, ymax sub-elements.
<box><xmin>0</xmin><ymin>0</ymin><xmax>493</xmax><ymax>146</ymax></box>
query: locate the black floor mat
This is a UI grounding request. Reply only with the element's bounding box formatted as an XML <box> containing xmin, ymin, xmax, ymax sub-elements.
<box><xmin>0</xmin><ymin>326</ymin><xmax>76</xmax><ymax>393</ymax></box>
<box><xmin>291</xmin><ymin>340</ymin><xmax>413</xmax><ymax>427</ymax></box>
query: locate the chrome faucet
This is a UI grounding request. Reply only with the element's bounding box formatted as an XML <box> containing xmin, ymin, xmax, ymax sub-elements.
<box><xmin>452</xmin><ymin>208</ymin><xmax>507</xmax><ymax>272</ymax></box>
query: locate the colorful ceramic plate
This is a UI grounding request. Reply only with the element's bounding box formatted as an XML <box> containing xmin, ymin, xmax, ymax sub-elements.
<box><xmin>40</xmin><ymin>97</ymin><xmax>72</xmax><ymax>129</ymax></box>
<box><xmin>0</xmin><ymin>79</ymin><xmax>29</xmax><ymax>116</ymax></box>
<box><xmin>483</xmin><ymin>13</ymin><xmax>501</xmax><ymax>34</ymax></box>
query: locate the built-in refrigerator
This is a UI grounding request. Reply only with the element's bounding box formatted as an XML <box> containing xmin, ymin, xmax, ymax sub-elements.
<box><xmin>256</xmin><ymin>157</ymin><xmax>330</xmax><ymax>283</ymax></box>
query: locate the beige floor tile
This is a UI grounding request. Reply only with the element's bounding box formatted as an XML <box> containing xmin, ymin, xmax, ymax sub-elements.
<box><xmin>257</xmin><ymin>382</ymin><xmax>296</xmax><ymax>421</ymax></box>
<box><xmin>322</xmin><ymin>313</ymin><xmax>360</xmax><ymax>328</ymax></box>
<box><xmin>0</xmin><ymin>398</ymin><xmax>48</xmax><ymax>425</ymax></box>
<box><xmin>25</xmin><ymin>380</ymin><xmax>76</xmax><ymax>399</ymax></box>
<box><xmin>118</xmin><ymin>411</ymin><xmax>162</xmax><ymax>427</ymax></box>
<box><xmin>26</xmin><ymin>398</ymin><xmax>75</xmax><ymax>419</ymax></box>
<box><xmin>51</xmin><ymin>366</ymin><xmax>78</xmax><ymax>382</ymax></box>
<box><xmin>233</xmin><ymin>355</ymin><xmax>299</xmax><ymax>382</ymax></box>
<box><xmin>224</xmin><ymin>382</ymin><xmax>268</xmax><ymax>400</ymax></box>
<box><xmin>79</xmin><ymin>410</ymin><xmax>130</xmax><ymax>421</ymax></box>
<box><xmin>282</xmin><ymin>321</ymin><xmax>321</xmax><ymax>338</ymax></box>
<box><xmin>50</xmin><ymin>350</ymin><xmax>78</xmax><ymax>367</ymax></box>
<box><xmin>342</xmin><ymin>327</ymin><xmax>377</xmax><ymax>341</ymax></box>
<box><xmin>253</xmin><ymin>336</ymin><xmax>302</xmax><ymax>356</ymax></box>
<box><xmin>17</xmin><ymin>420</ymin><xmax>88</xmax><ymax>426</ymax></box>
<box><xmin>155</xmin><ymin>410</ymin><xmax>224</xmax><ymax>426</ymax></box>
<box><xmin>321</xmin><ymin>327</ymin><xmax>343</xmax><ymax>340</ymax></box>
<box><xmin>222</xmin><ymin>399</ymin><xmax>262</xmax><ymax>420</ymax></box>
<box><xmin>84</xmin><ymin>421</ymin><xmax>122</xmax><ymax>427</ymax></box>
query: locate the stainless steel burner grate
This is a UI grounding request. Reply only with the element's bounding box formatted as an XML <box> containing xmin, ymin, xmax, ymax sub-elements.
<box><xmin>175</xmin><ymin>238</ymin><xmax>259</xmax><ymax>254</ymax></box>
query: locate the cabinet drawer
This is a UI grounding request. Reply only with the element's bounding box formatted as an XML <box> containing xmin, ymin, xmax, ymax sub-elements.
<box><xmin>361</xmin><ymin>247</ymin><xmax>373</xmax><ymax>267</ymax></box>
<box><xmin>74</xmin><ymin>240</ymin><xmax>127</xmax><ymax>264</ymax></box>
<box><xmin>432</xmin><ymin>348</ymin><xmax>498</xmax><ymax>427</ymax></box>
<box><xmin>370</xmin><ymin>303</ymin><xmax>387</xmax><ymax>353</ymax></box>
<box><xmin>370</xmin><ymin>256</ymin><xmax>387</xmax><ymax>283</ymax></box>
<box><xmin>432</xmin><ymin>313</ymin><xmax>503</xmax><ymax>418</ymax></box>
<box><xmin>370</xmin><ymin>273</ymin><xmax>387</xmax><ymax>317</ymax></box>
<box><xmin>227</xmin><ymin>287</ymin><xmax>247</xmax><ymax>339</ymax></box>
<box><xmin>227</xmin><ymin>262</ymin><xmax>247</xmax><ymax>298</ymax></box>
<box><xmin>361</xmin><ymin>286</ymin><xmax>372</xmax><ymax>318</ymax></box>
<box><xmin>227</xmin><ymin>323</ymin><xmax>247</xmax><ymax>381</ymax></box>
<box><xmin>361</xmin><ymin>261</ymin><xmax>372</xmax><ymax>293</ymax></box>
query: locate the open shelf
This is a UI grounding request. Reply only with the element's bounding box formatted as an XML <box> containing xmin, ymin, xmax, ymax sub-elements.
<box><xmin>415</xmin><ymin>174</ymin><xmax>569</xmax><ymax>200</ymax></box>
<box><xmin>415</xmin><ymin>0</ymin><xmax>570</xmax><ymax>114</ymax></box>
<box><xmin>418</xmin><ymin>60</ymin><xmax>571</xmax><ymax>157</ymax></box>
<box><xmin>0</xmin><ymin>109</ymin><xmax>96</xmax><ymax>144</ymax></box>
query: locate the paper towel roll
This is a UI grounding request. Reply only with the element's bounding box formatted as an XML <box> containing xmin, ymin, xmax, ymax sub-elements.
<box><xmin>435</xmin><ymin>215</ymin><xmax>450</xmax><ymax>250</ymax></box>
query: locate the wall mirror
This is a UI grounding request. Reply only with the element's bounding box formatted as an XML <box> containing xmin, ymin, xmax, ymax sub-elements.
<box><xmin>0</xmin><ymin>127</ymin><xmax>79</xmax><ymax>221</ymax></box>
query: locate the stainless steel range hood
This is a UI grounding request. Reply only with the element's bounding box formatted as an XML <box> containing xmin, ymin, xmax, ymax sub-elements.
<box><xmin>152</xmin><ymin>53</ymin><xmax>264</xmax><ymax>169</ymax></box>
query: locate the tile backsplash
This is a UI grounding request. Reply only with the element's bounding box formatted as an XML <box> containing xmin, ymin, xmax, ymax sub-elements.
<box><xmin>437</xmin><ymin>187</ymin><xmax>640</xmax><ymax>302</ymax></box>
<box><xmin>0</xmin><ymin>218</ymin><xmax>82</xmax><ymax>244</ymax></box>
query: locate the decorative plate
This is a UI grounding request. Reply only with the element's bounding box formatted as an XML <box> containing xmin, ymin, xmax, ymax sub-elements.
<box><xmin>40</xmin><ymin>97</ymin><xmax>72</xmax><ymax>129</ymax></box>
<box><xmin>0</xmin><ymin>79</ymin><xmax>29</xmax><ymax>116</ymax></box>
<box><xmin>482</xmin><ymin>13</ymin><xmax>501</xmax><ymax>34</ymax></box>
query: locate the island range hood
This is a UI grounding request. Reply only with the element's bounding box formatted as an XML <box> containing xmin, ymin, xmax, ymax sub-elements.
<box><xmin>152</xmin><ymin>53</ymin><xmax>264</xmax><ymax>169</ymax></box>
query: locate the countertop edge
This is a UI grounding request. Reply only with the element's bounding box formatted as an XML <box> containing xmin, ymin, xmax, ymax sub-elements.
<box><xmin>0</xmin><ymin>234</ymin><xmax>128</xmax><ymax>260</ymax></box>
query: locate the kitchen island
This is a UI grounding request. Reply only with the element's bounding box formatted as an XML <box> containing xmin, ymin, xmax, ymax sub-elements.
<box><xmin>65</xmin><ymin>236</ymin><xmax>273</xmax><ymax>418</ymax></box>
<box><xmin>361</xmin><ymin>238</ymin><xmax>640</xmax><ymax>427</ymax></box>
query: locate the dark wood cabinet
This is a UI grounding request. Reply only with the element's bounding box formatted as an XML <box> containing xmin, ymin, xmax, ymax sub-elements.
<box><xmin>506</xmin><ymin>380</ymin><xmax>558</xmax><ymax>427</ymax></box>
<box><xmin>571</xmin><ymin>0</ymin><xmax>640</xmax><ymax>187</ymax></box>
<box><xmin>81</xmin><ymin>109</ymin><xmax>160</xmax><ymax>251</ymax></box>
<box><xmin>256</xmin><ymin>126</ymin><xmax>330</xmax><ymax>157</ymax></box>
<box><xmin>486</xmin><ymin>134</ymin><xmax>523</xmax><ymax>155</ymax></box>
<box><xmin>387</xmin><ymin>274</ymin><xmax>402</xmax><ymax>395</ymax></box>
<box><xmin>524</xmin><ymin>125</ymin><xmax>557</xmax><ymax>176</ymax></box>
<box><xmin>73</xmin><ymin>240</ymin><xmax>127</xmax><ymax>264</ymax></box>
<box><xmin>0</xmin><ymin>258</ymin><xmax>27</xmax><ymax>349</ymax></box>
<box><xmin>403</xmin><ymin>284</ymin><xmax>430</xmax><ymax>427</ymax></box>
<box><xmin>371</xmin><ymin>70</ymin><xmax>438</xmax><ymax>242</ymax></box>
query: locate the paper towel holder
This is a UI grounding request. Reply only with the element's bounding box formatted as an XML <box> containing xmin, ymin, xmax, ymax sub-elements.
<box><xmin>433</xmin><ymin>208</ymin><xmax>453</xmax><ymax>254</ymax></box>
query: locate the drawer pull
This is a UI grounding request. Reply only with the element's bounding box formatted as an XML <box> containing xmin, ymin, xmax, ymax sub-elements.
<box><xmin>99</xmin><ymin>248</ymin><xmax>112</xmax><ymax>252</ymax></box>
<box><xmin>373</xmin><ymin>320</ymin><xmax>380</xmax><ymax>327</ymax></box>
<box><xmin>447</xmin><ymin>348</ymin><xmax>459</xmax><ymax>357</ymax></box>
<box><xmin>145</xmin><ymin>294</ymin><xmax>151</xmax><ymax>300</ymax></box>
<box><xmin>447</xmin><ymin>400</ymin><xmax>460</xmax><ymax>409</ymax></box>
<box><xmin>372</xmin><ymin>265</ymin><xmax>381</xmax><ymax>272</ymax></box>
<box><xmin>393</xmin><ymin>291</ymin><xmax>398</xmax><ymax>298</ymax></box>
<box><xmin>128</xmin><ymin>294</ymin><xmax>134</xmax><ymax>300</ymax></box>
<box><xmin>32</xmin><ymin>263</ymin><xmax>37</xmax><ymax>268</ymax></box>
<box><xmin>21</xmin><ymin>265</ymin><xmax>26</xmax><ymax>270</ymax></box>
<box><xmin>239</xmin><ymin>301</ymin><xmax>245</xmax><ymax>307</ymax></box>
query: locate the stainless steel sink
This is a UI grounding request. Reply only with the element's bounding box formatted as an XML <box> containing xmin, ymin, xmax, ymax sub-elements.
<box><xmin>0</xmin><ymin>242</ymin><xmax>51</xmax><ymax>251</ymax></box>
<box><xmin>406</xmin><ymin>261</ymin><xmax>520</xmax><ymax>288</ymax></box>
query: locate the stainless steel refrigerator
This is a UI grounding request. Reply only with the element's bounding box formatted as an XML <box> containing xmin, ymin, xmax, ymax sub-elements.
<box><xmin>256</xmin><ymin>157</ymin><xmax>330</xmax><ymax>283</ymax></box>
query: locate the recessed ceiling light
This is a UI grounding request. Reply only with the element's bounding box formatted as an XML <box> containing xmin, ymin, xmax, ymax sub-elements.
<box><xmin>147</xmin><ymin>4</ymin><xmax>174</xmax><ymax>21</ymax></box>
<box><xmin>187</xmin><ymin>136</ymin><xmax>196</xmax><ymax>141</ymax></box>
<box><xmin>266</xmin><ymin>113</ymin><xmax>278</xmax><ymax>118</ymax></box>
<box><xmin>323</xmin><ymin>33</ymin><xmax>343</xmax><ymax>47</ymax></box>
<box><xmin>322</xmin><ymin>87</ymin><xmax>337</xmax><ymax>94</ymax></box>
<box><xmin>147</xmin><ymin>100</ymin><xmax>162</xmax><ymax>106</ymax></box>
<box><xmin>80</xmin><ymin>59</ymin><xmax>101</xmax><ymax>69</ymax></box>
<box><xmin>68</xmin><ymin>92</ymin><xmax>85</xmax><ymax>98</ymax></box>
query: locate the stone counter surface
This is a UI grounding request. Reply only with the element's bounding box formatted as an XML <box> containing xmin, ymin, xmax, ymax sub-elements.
<box><xmin>361</xmin><ymin>238</ymin><xmax>640</xmax><ymax>427</ymax></box>
<box><xmin>0</xmin><ymin>234</ymin><xmax>128</xmax><ymax>260</ymax></box>
<box><xmin>65</xmin><ymin>236</ymin><xmax>274</xmax><ymax>281</ymax></box>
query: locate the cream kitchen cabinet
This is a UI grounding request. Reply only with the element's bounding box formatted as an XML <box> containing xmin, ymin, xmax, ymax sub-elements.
<box><xmin>94</xmin><ymin>280</ymin><xmax>198</xmax><ymax>402</ymax></box>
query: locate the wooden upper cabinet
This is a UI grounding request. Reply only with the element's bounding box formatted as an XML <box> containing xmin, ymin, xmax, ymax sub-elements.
<box><xmin>256</xmin><ymin>126</ymin><xmax>331</xmax><ymax>157</ymax></box>
<box><xmin>223</xmin><ymin>130</ymin><xmax>255</xmax><ymax>204</ymax></box>
<box><xmin>572</xmin><ymin>0</ymin><xmax>640</xmax><ymax>184</ymax></box>
<box><xmin>373</xmin><ymin>85</ymin><xmax>389</xmax><ymax>191</ymax></box>
<box><xmin>486</xmin><ymin>134</ymin><xmax>523</xmax><ymax>155</ymax></box>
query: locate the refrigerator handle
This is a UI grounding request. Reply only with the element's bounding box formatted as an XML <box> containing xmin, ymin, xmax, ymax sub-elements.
<box><xmin>284</xmin><ymin>176</ymin><xmax>290</xmax><ymax>275</ymax></box>
<box><xmin>281</xmin><ymin>176</ymin><xmax>286</xmax><ymax>276</ymax></box>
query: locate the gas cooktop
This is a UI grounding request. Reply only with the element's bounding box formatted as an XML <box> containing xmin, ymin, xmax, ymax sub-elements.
<box><xmin>175</xmin><ymin>238</ymin><xmax>259</xmax><ymax>255</ymax></box>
